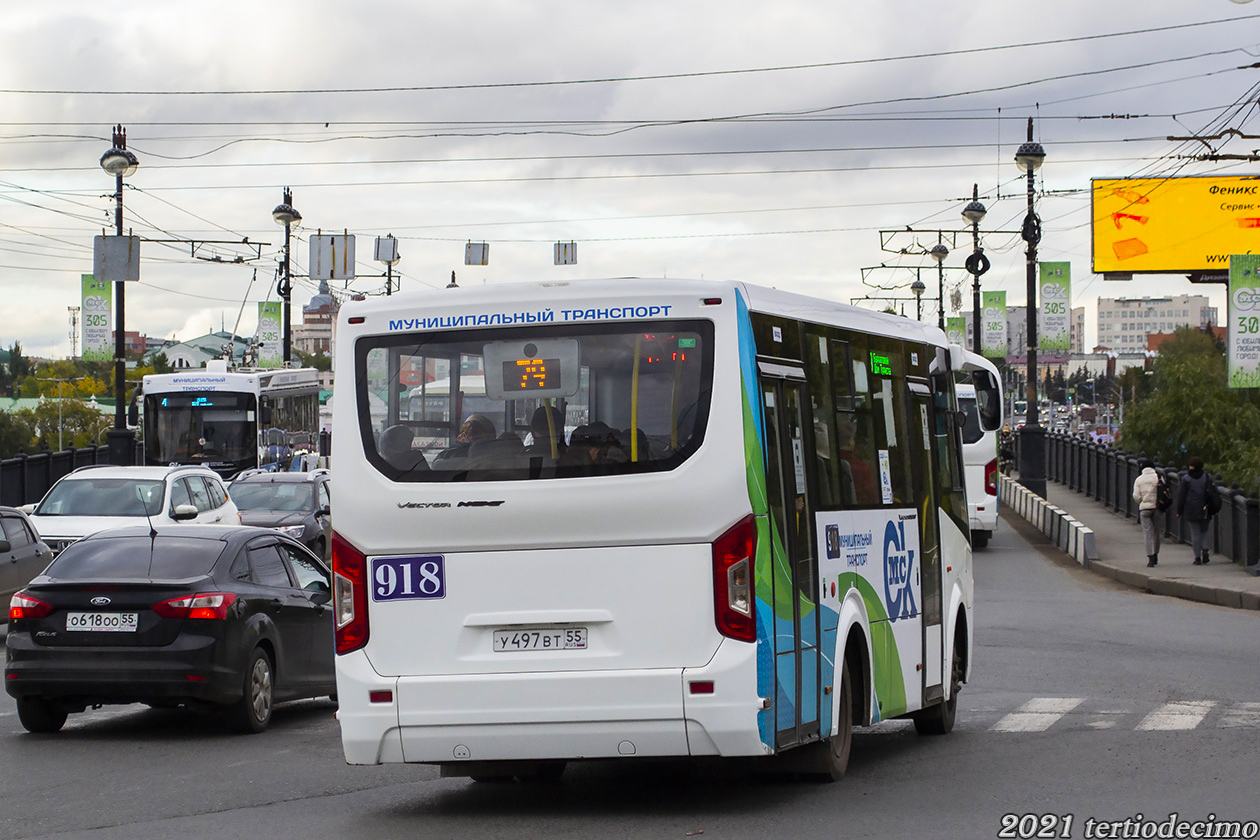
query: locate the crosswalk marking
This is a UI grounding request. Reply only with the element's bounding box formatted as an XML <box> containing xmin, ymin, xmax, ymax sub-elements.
<box><xmin>991</xmin><ymin>697</ymin><xmax>1084</xmax><ymax>732</ymax></box>
<box><xmin>1136</xmin><ymin>700</ymin><xmax>1216</xmax><ymax>731</ymax></box>
<box><xmin>1220</xmin><ymin>702</ymin><xmax>1260</xmax><ymax>729</ymax></box>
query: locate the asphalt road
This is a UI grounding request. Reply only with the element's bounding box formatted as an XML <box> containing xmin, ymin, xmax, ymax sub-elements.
<box><xmin>2</xmin><ymin>513</ymin><xmax>1259</xmax><ymax>840</ymax></box>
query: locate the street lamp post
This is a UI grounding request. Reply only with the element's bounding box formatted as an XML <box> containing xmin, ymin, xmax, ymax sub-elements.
<box><xmin>100</xmin><ymin>125</ymin><xmax>138</xmax><ymax>466</ymax></box>
<box><xmin>962</xmin><ymin>185</ymin><xmax>989</xmax><ymax>355</ymax></box>
<box><xmin>272</xmin><ymin>188</ymin><xmax>301</xmax><ymax>366</ymax></box>
<box><xmin>1015</xmin><ymin>117</ymin><xmax>1047</xmax><ymax>496</ymax></box>
<box><xmin>911</xmin><ymin>273</ymin><xmax>926</xmax><ymax>322</ymax></box>
<box><xmin>929</xmin><ymin>241</ymin><xmax>949</xmax><ymax>329</ymax></box>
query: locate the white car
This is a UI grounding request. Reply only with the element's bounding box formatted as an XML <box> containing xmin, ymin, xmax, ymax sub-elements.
<box><xmin>26</xmin><ymin>465</ymin><xmax>241</xmax><ymax>557</ymax></box>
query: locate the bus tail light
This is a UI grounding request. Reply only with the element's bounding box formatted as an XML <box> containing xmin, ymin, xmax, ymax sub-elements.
<box><xmin>985</xmin><ymin>458</ymin><xmax>998</xmax><ymax>497</ymax></box>
<box><xmin>712</xmin><ymin>515</ymin><xmax>756</xmax><ymax>642</ymax></box>
<box><xmin>333</xmin><ymin>530</ymin><xmax>370</xmax><ymax>655</ymax></box>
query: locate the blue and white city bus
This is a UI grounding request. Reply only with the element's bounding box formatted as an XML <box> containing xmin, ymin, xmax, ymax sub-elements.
<box><xmin>140</xmin><ymin>361</ymin><xmax>321</xmax><ymax>479</ymax></box>
<box><xmin>331</xmin><ymin>278</ymin><xmax>974</xmax><ymax>781</ymax></box>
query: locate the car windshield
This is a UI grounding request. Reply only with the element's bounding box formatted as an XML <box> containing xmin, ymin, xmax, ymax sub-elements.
<box><xmin>35</xmin><ymin>477</ymin><xmax>165</xmax><ymax>517</ymax></box>
<box><xmin>48</xmin><ymin>535</ymin><xmax>223</xmax><ymax>579</ymax></box>
<box><xmin>231</xmin><ymin>482</ymin><xmax>313</xmax><ymax>513</ymax></box>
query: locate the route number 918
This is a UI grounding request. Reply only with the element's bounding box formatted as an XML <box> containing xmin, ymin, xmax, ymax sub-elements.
<box><xmin>371</xmin><ymin>555</ymin><xmax>446</xmax><ymax>602</ymax></box>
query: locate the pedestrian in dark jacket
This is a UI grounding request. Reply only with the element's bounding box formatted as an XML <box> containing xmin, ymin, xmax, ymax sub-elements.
<box><xmin>1175</xmin><ymin>455</ymin><xmax>1215</xmax><ymax>565</ymax></box>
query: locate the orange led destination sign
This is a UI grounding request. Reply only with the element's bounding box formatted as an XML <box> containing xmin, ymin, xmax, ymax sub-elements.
<box><xmin>506</xmin><ymin>357</ymin><xmax>560</xmax><ymax>391</ymax></box>
<box><xmin>1091</xmin><ymin>175</ymin><xmax>1260</xmax><ymax>274</ymax></box>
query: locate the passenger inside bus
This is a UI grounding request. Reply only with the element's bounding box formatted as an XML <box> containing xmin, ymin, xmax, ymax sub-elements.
<box><xmin>435</xmin><ymin>414</ymin><xmax>496</xmax><ymax>461</ymax></box>
<box><xmin>560</xmin><ymin>422</ymin><xmax>627</xmax><ymax>469</ymax></box>
<box><xmin>379</xmin><ymin>424</ymin><xmax>429</xmax><ymax>472</ymax></box>
<box><xmin>836</xmin><ymin>416</ymin><xmax>878</xmax><ymax>504</ymax></box>
<box><xmin>524</xmin><ymin>405</ymin><xmax>567</xmax><ymax>457</ymax></box>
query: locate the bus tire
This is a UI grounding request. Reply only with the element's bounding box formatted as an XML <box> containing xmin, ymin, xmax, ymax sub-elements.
<box><xmin>913</xmin><ymin>642</ymin><xmax>961</xmax><ymax>736</ymax></box>
<box><xmin>809</xmin><ymin>660</ymin><xmax>852</xmax><ymax>782</ymax></box>
<box><xmin>517</xmin><ymin>761</ymin><xmax>566</xmax><ymax>783</ymax></box>
<box><xmin>972</xmin><ymin>531</ymin><xmax>990</xmax><ymax>550</ymax></box>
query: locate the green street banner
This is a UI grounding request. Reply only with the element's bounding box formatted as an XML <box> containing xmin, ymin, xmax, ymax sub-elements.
<box><xmin>945</xmin><ymin>317</ymin><xmax>966</xmax><ymax>347</ymax></box>
<box><xmin>1039</xmin><ymin>262</ymin><xmax>1071</xmax><ymax>354</ymax></box>
<box><xmin>257</xmin><ymin>301</ymin><xmax>283</xmax><ymax>369</ymax></box>
<box><xmin>81</xmin><ymin>274</ymin><xmax>112</xmax><ymax>362</ymax></box>
<box><xmin>1228</xmin><ymin>254</ymin><xmax>1260</xmax><ymax>388</ymax></box>
<box><xmin>981</xmin><ymin>290</ymin><xmax>1007</xmax><ymax>359</ymax></box>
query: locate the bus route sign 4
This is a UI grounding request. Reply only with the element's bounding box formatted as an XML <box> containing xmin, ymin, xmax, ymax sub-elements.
<box><xmin>371</xmin><ymin>556</ymin><xmax>446</xmax><ymax>602</ymax></box>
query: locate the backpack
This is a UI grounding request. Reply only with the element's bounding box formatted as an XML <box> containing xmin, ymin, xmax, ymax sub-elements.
<box><xmin>1155</xmin><ymin>478</ymin><xmax>1173</xmax><ymax>513</ymax></box>
<box><xmin>1205</xmin><ymin>480</ymin><xmax>1223</xmax><ymax>516</ymax></box>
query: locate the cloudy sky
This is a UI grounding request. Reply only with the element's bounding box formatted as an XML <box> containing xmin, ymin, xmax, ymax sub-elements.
<box><xmin>1</xmin><ymin>0</ymin><xmax>1257</xmax><ymax>358</ymax></box>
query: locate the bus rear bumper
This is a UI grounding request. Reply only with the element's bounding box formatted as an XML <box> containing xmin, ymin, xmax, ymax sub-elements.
<box><xmin>335</xmin><ymin>643</ymin><xmax>766</xmax><ymax>765</ymax></box>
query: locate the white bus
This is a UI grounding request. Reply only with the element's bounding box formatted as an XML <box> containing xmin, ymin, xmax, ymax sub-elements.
<box><xmin>140</xmin><ymin>361</ymin><xmax>322</xmax><ymax>478</ymax></box>
<box><xmin>954</xmin><ymin>350</ymin><xmax>1003</xmax><ymax>549</ymax></box>
<box><xmin>331</xmin><ymin>278</ymin><xmax>974</xmax><ymax>781</ymax></box>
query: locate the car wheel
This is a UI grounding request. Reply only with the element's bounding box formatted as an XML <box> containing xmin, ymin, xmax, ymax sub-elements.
<box><xmin>16</xmin><ymin>696</ymin><xmax>68</xmax><ymax>734</ymax></box>
<box><xmin>226</xmin><ymin>648</ymin><xmax>274</xmax><ymax>734</ymax></box>
<box><xmin>312</xmin><ymin>538</ymin><xmax>326</xmax><ymax>561</ymax></box>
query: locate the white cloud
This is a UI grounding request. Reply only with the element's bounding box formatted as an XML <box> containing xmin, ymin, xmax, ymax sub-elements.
<box><xmin>0</xmin><ymin>0</ymin><xmax>1251</xmax><ymax>357</ymax></box>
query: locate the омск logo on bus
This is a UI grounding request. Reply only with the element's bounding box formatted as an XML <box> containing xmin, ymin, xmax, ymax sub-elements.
<box><xmin>883</xmin><ymin>519</ymin><xmax>917</xmax><ymax>621</ymax></box>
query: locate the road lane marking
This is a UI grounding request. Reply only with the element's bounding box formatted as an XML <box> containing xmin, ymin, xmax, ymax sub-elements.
<box><xmin>1136</xmin><ymin>700</ymin><xmax>1215</xmax><ymax>731</ymax></box>
<box><xmin>991</xmin><ymin>697</ymin><xmax>1084</xmax><ymax>732</ymax></box>
<box><xmin>1219</xmin><ymin>701</ymin><xmax>1260</xmax><ymax>729</ymax></box>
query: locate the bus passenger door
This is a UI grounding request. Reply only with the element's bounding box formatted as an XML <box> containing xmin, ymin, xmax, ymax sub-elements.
<box><xmin>758</xmin><ymin>366</ymin><xmax>821</xmax><ymax>749</ymax></box>
<box><xmin>908</xmin><ymin>383</ymin><xmax>944</xmax><ymax>705</ymax></box>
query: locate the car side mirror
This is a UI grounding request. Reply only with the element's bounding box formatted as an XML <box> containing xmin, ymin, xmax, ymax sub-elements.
<box><xmin>0</xmin><ymin>538</ymin><xmax>11</xmax><ymax>553</ymax></box>
<box><xmin>318</xmin><ymin>506</ymin><xmax>331</xmax><ymax>517</ymax></box>
<box><xmin>171</xmin><ymin>504</ymin><xmax>199</xmax><ymax>522</ymax></box>
<box><xmin>310</xmin><ymin>589</ymin><xmax>331</xmax><ymax>606</ymax></box>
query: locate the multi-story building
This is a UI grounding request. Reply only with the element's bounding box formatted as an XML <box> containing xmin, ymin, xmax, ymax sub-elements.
<box><xmin>1095</xmin><ymin>295</ymin><xmax>1216</xmax><ymax>351</ymax></box>
<box><xmin>294</xmin><ymin>279</ymin><xmax>336</xmax><ymax>357</ymax></box>
<box><xmin>1070</xmin><ymin>307</ymin><xmax>1085</xmax><ymax>355</ymax></box>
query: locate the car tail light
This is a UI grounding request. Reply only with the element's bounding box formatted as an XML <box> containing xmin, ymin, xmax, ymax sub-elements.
<box><xmin>985</xmin><ymin>458</ymin><xmax>998</xmax><ymax>497</ymax></box>
<box><xmin>332</xmin><ymin>530</ymin><xmax>369</xmax><ymax>655</ymax></box>
<box><xmin>153</xmin><ymin>592</ymin><xmax>237</xmax><ymax>620</ymax></box>
<box><xmin>712</xmin><ymin>515</ymin><xmax>756</xmax><ymax>642</ymax></box>
<box><xmin>9</xmin><ymin>592</ymin><xmax>53</xmax><ymax>621</ymax></box>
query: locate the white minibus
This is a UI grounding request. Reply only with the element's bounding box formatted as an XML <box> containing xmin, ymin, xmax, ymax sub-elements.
<box><xmin>331</xmin><ymin>278</ymin><xmax>974</xmax><ymax>781</ymax></box>
<box><xmin>954</xmin><ymin>350</ymin><xmax>1003</xmax><ymax>549</ymax></box>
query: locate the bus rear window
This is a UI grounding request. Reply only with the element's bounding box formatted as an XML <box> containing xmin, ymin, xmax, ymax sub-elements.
<box><xmin>356</xmin><ymin>321</ymin><xmax>713</xmax><ymax>482</ymax></box>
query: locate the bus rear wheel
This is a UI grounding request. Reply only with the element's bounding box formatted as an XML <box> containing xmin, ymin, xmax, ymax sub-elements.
<box><xmin>809</xmin><ymin>660</ymin><xmax>852</xmax><ymax>782</ymax></box>
<box><xmin>913</xmin><ymin>642</ymin><xmax>961</xmax><ymax>736</ymax></box>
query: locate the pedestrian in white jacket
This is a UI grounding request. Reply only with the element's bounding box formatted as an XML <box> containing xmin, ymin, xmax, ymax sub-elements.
<box><xmin>1132</xmin><ymin>459</ymin><xmax>1161</xmax><ymax>567</ymax></box>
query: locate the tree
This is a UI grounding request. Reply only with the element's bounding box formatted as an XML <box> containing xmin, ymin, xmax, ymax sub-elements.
<box><xmin>16</xmin><ymin>398</ymin><xmax>111</xmax><ymax>452</ymax></box>
<box><xmin>0</xmin><ymin>410</ymin><xmax>35</xmax><ymax>458</ymax></box>
<box><xmin>294</xmin><ymin>349</ymin><xmax>332</xmax><ymax>372</ymax></box>
<box><xmin>1119</xmin><ymin>327</ymin><xmax>1260</xmax><ymax>484</ymax></box>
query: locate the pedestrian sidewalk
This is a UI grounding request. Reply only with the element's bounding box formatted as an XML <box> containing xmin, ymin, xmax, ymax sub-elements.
<box><xmin>1005</xmin><ymin>479</ymin><xmax>1260</xmax><ymax>611</ymax></box>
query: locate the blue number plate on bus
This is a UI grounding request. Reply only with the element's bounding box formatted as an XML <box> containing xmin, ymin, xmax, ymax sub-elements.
<box><xmin>371</xmin><ymin>555</ymin><xmax>446</xmax><ymax>602</ymax></box>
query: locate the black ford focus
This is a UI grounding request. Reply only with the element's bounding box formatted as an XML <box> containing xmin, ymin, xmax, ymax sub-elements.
<box><xmin>5</xmin><ymin>525</ymin><xmax>335</xmax><ymax>734</ymax></box>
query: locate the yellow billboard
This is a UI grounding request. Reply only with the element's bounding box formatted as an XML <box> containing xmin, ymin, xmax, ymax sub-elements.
<box><xmin>1091</xmin><ymin>175</ymin><xmax>1260</xmax><ymax>273</ymax></box>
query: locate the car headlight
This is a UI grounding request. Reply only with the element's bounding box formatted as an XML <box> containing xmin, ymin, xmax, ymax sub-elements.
<box><xmin>275</xmin><ymin>525</ymin><xmax>306</xmax><ymax>538</ymax></box>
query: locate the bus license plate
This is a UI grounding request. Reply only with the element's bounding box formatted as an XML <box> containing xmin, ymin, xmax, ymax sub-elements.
<box><xmin>493</xmin><ymin>627</ymin><xmax>587</xmax><ymax>652</ymax></box>
<box><xmin>66</xmin><ymin>612</ymin><xmax>139</xmax><ymax>632</ymax></box>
